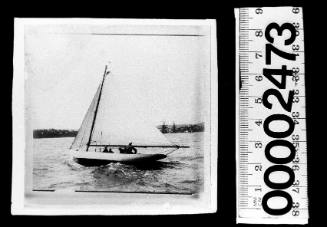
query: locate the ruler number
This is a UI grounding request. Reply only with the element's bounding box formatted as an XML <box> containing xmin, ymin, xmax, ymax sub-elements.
<box><xmin>255</xmin><ymin>141</ymin><xmax>263</xmax><ymax>148</ymax></box>
<box><xmin>255</xmin><ymin>30</ymin><xmax>263</xmax><ymax>37</ymax></box>
<box><xmin>255</xmin><ymin>97</ymin><xmax>262</xmax><ymax>104</ymax></box>
<box><xmin>255</xmin><ymin>8</ymin><xmax>263</xmax><ymax>14</ymax></box>
<box><xmin>292</xmin><ymin>210</ymin><xmax>300</xmax><ymax>216</ymax></box>
<box><xmin>293</xmin><ymin>179</ymin><xmax>300</xmax><ymax>186</ymax></box>
<box><xmin>292</xmin><ymin>202</ymin><xmax>300</xmax><ymax>216</ymax></box>
<box><xmin>292</xmin><ymin>44</ymin><xmax>300</xmax><ymax>51</ymax></box>
<box><xmin>255</xmin><ymin>119</ymin><xmax>263</xmax><ymax>126</ymax></box>
<box><xmin>292</xmin><ymin>7</ymin><xmax>300</xmax><ymax>14</ymax></box>
<box><xmin>255</xmin><ymin>75</ymin><xmax>263</xmax><ymax>81</ymax></box>
<box><xmin>255</xmin><ymin>165</ymin><xmax>262</xmax><ymax>171</ymax></box>
<box><xmin>293</xmin><ymin>202</ymin><xmax>300</xmax><ymax>208</ymax></box>
<box><xmin>292</xmin><ymin>180</ymin><xmax>300</xmax><ymax>194</ymax></box>
<box><xmin>293</xmin><ymin>23</ymin><xmax>301</xmax><ymax>36</ymax></box>
<box><xmin>255</xmin><ymin>52</ymin><xmax>263</xmax><ymax>59</ymax></box>
<box><xmin>292</xmin><ymin>111</ymin><xmax>300</xmax><ymax>125</ymax></box>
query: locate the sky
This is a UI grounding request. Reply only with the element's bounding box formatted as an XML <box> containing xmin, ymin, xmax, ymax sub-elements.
<box><xmin>24</xmin><ymin>22</ymin><xmax>211</xmax><ymax>130</ymax></box>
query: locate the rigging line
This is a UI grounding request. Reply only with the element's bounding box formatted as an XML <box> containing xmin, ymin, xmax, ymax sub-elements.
<box><xmin>165</xmin><ymin>147</ymin><xmax>179</xmax><ymax>155</ymax></box>
<box><xmin>87</xmin><ymin>144</ymin><xmax>189</xmax><ymax>148</ymax></box>
<box><xmin>90</xmin><ymin>33</ymin><xmax>204</xmax><ymax>37</ymax></box>
<box><xmin>51</xmin><ymin>32</ymin><xmax>204</xmax><ymax>37</ymax></box>
<box><xmin>86</xmin><ymin>65</ymin><xmax>108</xmax><ymax>151</ymax></box>
<box><xmin>165</xmin><ymin>139</ymin><xmax>189</xmax><ymax>155</ymax></box>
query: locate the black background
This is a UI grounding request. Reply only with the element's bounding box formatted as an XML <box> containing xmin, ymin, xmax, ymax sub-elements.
<box><xmin>3</xmin><ymin>0</ymin><xmax>324</xmax><ymax>225</ymax></box>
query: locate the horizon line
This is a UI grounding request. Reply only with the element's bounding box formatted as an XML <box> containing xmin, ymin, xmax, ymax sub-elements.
<box><xmin>33</xmin><ymin>122</ymin><xmax>205</xmax><ymax>131</ymax></box>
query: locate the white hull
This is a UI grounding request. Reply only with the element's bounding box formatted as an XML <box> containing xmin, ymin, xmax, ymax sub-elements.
<box><xmin>70</xmin><ymin>150</ymin><xmax>167</xmax><ymax>166</ymax></box>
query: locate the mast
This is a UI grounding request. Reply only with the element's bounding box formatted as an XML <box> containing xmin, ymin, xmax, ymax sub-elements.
<box><xmin>86</xmin><ymin>65</ymin><xmax>109</xmax><ymax>151</ymax></box>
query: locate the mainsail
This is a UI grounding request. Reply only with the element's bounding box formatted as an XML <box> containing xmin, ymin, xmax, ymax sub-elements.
<box><xmin>70</xmin><ymin>65</ymin><xmax>173</xmax><ymax>151</ymax></box>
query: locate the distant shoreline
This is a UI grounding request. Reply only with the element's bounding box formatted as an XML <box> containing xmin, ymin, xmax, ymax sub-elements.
<box><xmin>33</xmin><ymin>123</ymin><xmax>204</xmax><ymax>138</ymax></box>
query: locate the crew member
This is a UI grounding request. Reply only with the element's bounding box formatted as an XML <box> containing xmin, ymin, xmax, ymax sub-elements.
<box><xmin>103</xmin><ymin>146</ymin><xmax>109</xmax><ymax>153</ymax></box>
<box><xmin>126</xmin><ymin>142</ymin><xmax>137</xmax><ymax>154</ymax></box>
<box><xmin>103</xmin><ymin>146</ymin><xmax>114</xmax><ymax>153</ymax></box>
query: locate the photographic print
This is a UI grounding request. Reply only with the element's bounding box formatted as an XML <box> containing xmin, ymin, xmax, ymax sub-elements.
<box><xmin>12</xmin><ymin>18</ymin><xmax>217</xmax><ymax>215</ymax></box>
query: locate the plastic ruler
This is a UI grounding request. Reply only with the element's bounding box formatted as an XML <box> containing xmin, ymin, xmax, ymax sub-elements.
<box><xmin>236</xmin><ymin>7</ymin><xmax>308</xmax><ymax>224</ymax></box>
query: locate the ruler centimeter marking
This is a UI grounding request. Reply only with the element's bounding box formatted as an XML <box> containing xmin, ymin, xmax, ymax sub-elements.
<box><xmin>236</xmin><ymin>7</ymin><xmax>308</xmax><ymax>224</ymax></box>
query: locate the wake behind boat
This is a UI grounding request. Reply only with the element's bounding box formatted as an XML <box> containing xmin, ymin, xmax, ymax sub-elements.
<box><xmin>70</xmin><ymin>64</ymin><xmax>189</xmax><ymax>166</ymax></box>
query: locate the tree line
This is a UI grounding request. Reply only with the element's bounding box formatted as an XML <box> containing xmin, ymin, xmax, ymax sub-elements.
<box><xmin>157</xmin><ymin>122</ymin><xmax>204</xmax><ymax>134</ymax></box>
<box><xmin>33</xmin><ymin>129</ymin><xmax>77</xmax><ymax>138</ymax></box>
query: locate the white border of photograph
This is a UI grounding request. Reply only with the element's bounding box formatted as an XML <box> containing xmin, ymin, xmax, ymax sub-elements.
<box><xmin>12</xmin><ymin>18</ymin><xmax>218</xmax><ymax>215</ymax></box>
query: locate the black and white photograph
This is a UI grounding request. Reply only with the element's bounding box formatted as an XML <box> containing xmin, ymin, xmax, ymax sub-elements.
<box><xmin>4</xmin><ymin>0</ymin><xmax>324</xmax><ymax>225</ymax></box>
<box><xmin>12</xmin><ymin>19</ymin><xmax>217</xmax><ymax>214</ymax></box>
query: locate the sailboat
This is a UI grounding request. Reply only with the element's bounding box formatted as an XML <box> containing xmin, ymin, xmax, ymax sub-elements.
<box><xmin>70</xmin><ymin>64</ymin><xmax>189</xmax><ymax>166</ymax></box>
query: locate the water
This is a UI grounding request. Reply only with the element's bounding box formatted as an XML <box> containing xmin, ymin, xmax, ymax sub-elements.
<box><xmin>33</xmin><ymin>132</ymin><xmax>204</xmax><ymax>194</ymax></box>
